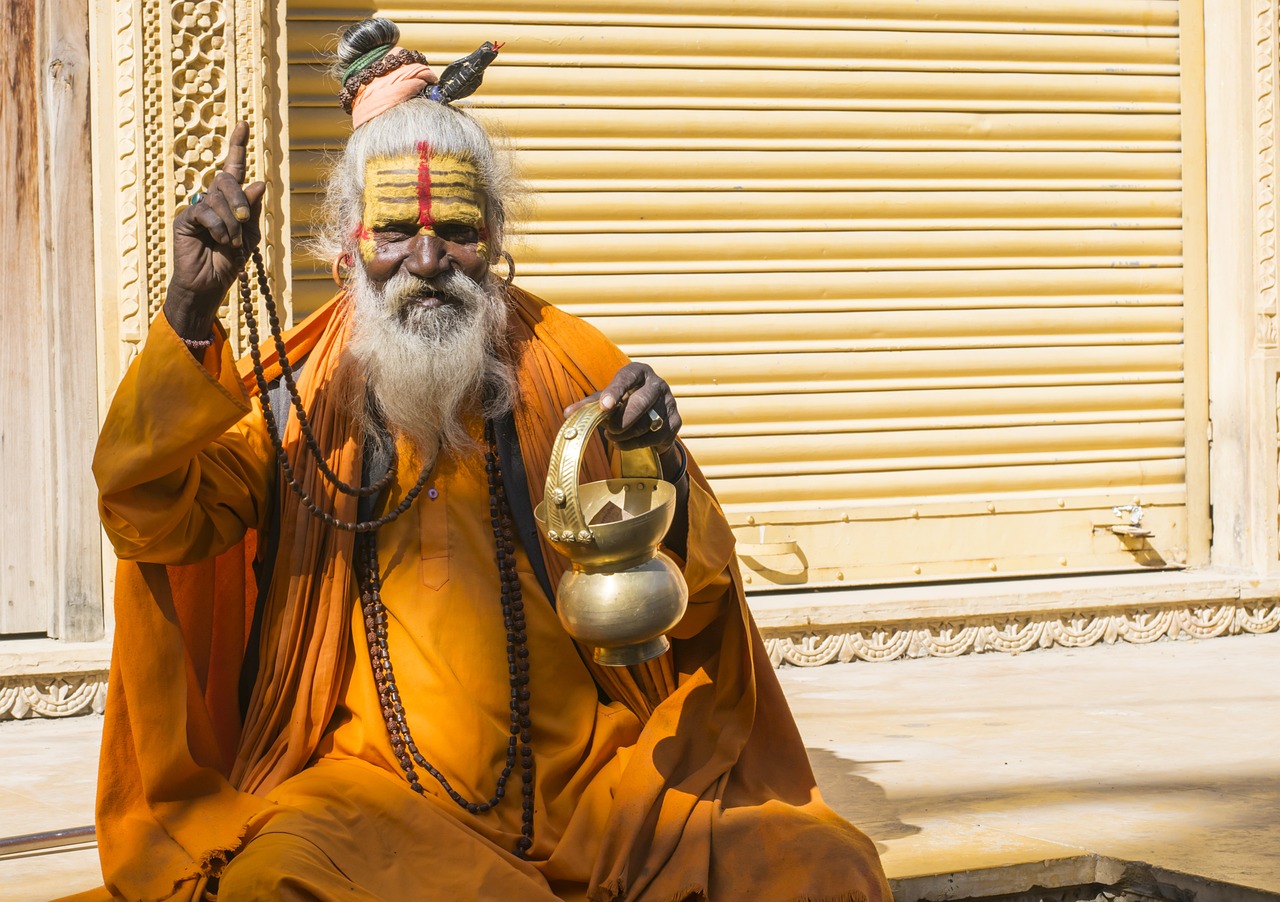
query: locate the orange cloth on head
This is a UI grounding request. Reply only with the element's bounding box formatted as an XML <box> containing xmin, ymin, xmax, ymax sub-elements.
<box><xmin>351</xmin><ymin>56</ymin><xmax>438</xmax><ymax>129</ymax></box>
<box><xmin>87</xmin><ymin>287</ymin><xmax>891</xmax><ymax>902</ymax></box>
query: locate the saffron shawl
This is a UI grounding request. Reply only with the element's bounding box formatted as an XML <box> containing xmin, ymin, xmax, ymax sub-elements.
<box><xmin>84</xmin><ymin>288</ymin><xmax>889</xmax><ymax>902</ymax></box>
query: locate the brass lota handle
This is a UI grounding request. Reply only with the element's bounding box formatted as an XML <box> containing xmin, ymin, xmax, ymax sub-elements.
<box><xmin>542</xmin><ymin>400</ymin><xmax>662</xmax><ymax>545</ymax></box>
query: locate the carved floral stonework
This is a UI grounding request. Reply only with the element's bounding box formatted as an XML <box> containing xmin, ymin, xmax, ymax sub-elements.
<box><xmin>6</xmin><ymin>602</ymin><xmax>1276</xmax><ymax>719</ymax></box>
<box><xmin>763</xmin><ymin>601</ymin><xmax>1280</xmax><ymax>667</ymax></box>
<box><xmin>0</xmin><ymin>675</ymin><xmax>107</xmax><ymax>721</ymax></box>
<box><xmin>98</xmin><ymin>0</ymin><xmax>291</xmax><ymax>391</ymax></box>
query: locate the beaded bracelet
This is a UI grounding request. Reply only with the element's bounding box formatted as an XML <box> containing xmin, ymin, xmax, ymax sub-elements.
<box><xmin>181</xmin><ymin>334</ymin><xmax>214</xmax><ymax>350</ymax></box>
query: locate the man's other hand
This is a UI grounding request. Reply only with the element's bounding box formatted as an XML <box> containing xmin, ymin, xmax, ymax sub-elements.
<box><xmin>565</xmin><ymin>362</ymin><xmax>682</xmax><ymax>454</ymax></box>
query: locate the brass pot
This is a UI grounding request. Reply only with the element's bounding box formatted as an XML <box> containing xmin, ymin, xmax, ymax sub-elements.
<box><xmin>534</xmin><ymin>400</ymin><xmax>688</xmax><ymax>666</ymax></box>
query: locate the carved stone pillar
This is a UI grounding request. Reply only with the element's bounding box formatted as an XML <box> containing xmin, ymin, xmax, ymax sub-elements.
<box><xmin>1257</xmin><ymin>0</ymin><xmax>1278</xmax><ymax>350</ymax></box>
<box><xmin>1256</xmin><ymin>0</ymin><xmax>1280</xmax><ymax>567</ymax></box>
<box><xmin>91</xmin><ymin>0</ymin><xmax>292</xmax><ymax>399</ymax></box>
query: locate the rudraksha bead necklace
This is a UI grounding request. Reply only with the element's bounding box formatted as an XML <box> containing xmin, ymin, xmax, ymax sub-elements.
<box><xmin>239</xmin><ymin>252</ymin><xmax>425</xmax><ymax>532</ymax></box>
<box><xmin>356</xmin><ymin>420</ymin><xmax>535</xmax><ymax>857</ymax></box>
<box><xmin>246</xmin><ymin>252</ymin><xmax>393</xmax><ymax>498</ymax></box>
<box><xmin>239</xmin><ymin>253</ymin><xmax>536</xmax><ymax>855</ymax></box>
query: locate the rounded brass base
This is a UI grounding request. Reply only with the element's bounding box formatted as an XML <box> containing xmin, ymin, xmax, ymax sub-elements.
<box><xmin>592</xmin><ymin>635</ymin><xmax>670</xmax><ymax>667</ymax></box>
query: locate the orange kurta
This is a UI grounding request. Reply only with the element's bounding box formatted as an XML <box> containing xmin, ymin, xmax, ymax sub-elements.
<box><xmin>87</xmin><ymin>288</ymin><xmax>891</xmax><ymax>902</ymax></box>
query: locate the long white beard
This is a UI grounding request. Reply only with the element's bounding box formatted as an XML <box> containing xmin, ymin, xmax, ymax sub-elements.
<box><xmin>340</xmin><ymin>265</ymin><xmax>515</xmax><ymax>461</ymax></box>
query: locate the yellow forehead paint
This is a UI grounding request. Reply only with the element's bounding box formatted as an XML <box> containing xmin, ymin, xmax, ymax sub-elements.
<box><xmin>358</xmin><ymin>142</ymin><xmax>489</xmax><ymax>262</ymax></box>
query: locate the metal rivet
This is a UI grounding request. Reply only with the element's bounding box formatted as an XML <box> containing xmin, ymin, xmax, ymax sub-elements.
<box><xmin>578</xmin><ymin>530</ymin><xmax>592</xmax><ymax>543</ymax></box>
<box><xmin>841</xmin><ymin>512</ymin><xmax>849</xmax><ymax>522</ymax></box>
<box><xmin>989</xmin><ymin>562</ymin><xmax>998</xmax><ymax>571</ymax></box>
<box><xmin>1057</xmin><ymin>498</ymin><xmax>1065</xmax><ymax>508</ymax></box>
<box><xmin>551</xmin><ymin>487</ymin><xmax>566</xmax><ymax>506</ymax></box>
<box><xmin>1059</xmin><ymin>557</ymin><xmax>1068</xmax><ymax>566</ymax></box>
<box><xmin>836</xmin><ymin>571</ymin><xmax>844</xmax><ymax>580</ymax></box>
<box><xmin>986</xmin><ymin>503</ymin><xmax>996</xmax><ymax>513</ymax></box>
<box><xmin>563</xmin><ymin>427</ymin><xmax>578</xmax><ymax>440</ymax></box>
<box><xmin>912</xmin><ymin>565</ymin><xmax>922</xmax><ymax>575</ymax></box>
<box><xmin>747</xmin><ymin>515</ymin><xmax>756</xmax><ymax>525</ymax></box>
<box><xmin>744</xmin><ymin>575</ymin><xmax>753</xmax><ymax>584</ymax></box>
<box><xmin>910</xmin><ymin>508</ymin><xmax>919</xmax><ymax>519</ymax></box>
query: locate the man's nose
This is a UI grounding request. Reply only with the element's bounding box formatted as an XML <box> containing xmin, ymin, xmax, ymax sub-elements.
<box><xmin>404</xmin><ymin>232</ymin><xmax>451</xmax><ymax>279</ymax></box>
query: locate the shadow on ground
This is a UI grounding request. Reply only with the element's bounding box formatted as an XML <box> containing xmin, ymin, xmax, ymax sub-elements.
<box><xmin>806</xmin><ymin>747</ymin><xmax>921</xmax><ymax>853</ymax></box>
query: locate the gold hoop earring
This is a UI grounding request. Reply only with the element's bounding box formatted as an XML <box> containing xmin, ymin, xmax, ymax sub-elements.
<box><xmin>499</xmin><ymin>250</ymin><xmax>515</xmax><ymax>287</ymax></box>
<box><xmin>332</xmin><ymin>252</ymin><xmax>353</xmax><ymax>286</ymax></box>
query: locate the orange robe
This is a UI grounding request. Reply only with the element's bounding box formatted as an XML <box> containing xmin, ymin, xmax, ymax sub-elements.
<box><xmin>86</xmin><ymin>288</ymin><xmax>890</xmax><ymax>902</ymax></box>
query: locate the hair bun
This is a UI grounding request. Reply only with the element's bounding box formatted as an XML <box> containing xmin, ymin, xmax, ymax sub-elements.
<box><xmin>336</xmin><ymin>17</ymin><xmax>401</xmax><ymax>74</ymax></box>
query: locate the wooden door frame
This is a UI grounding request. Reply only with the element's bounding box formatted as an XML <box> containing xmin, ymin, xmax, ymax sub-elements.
<box><xmin>33</xmin><ymin>0</ymin><xmax>103</xmax><ymax>641</ymax></box>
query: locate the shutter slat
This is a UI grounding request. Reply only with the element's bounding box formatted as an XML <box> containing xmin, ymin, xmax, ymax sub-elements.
<box><xmin>290</xmin><ymin>68</ymin><xmax>1181</xmax><ymax>112</ymax></box>
<box><xmin>707</xmin><ymin>459</ymin><xmax>1185</xmax><ymax>508</ymax></box>
<box><xmin>678</xmin><ymin>385</ymin><xmax>1185</xmax><ymax>437</ymax></box>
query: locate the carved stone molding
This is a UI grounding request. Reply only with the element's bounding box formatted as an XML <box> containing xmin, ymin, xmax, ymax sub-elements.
<box><xmin>1257</xmin><ymin>0</ymin><xmax>1278</xmax><ymax>348</ymax></box>
<box><xmin>0</xmin><ymin>674</ymin><xmax>107</xmax><ymax>721</ymax></box>
<box><xmin>764</xmin><ymin>601</ymin><xmax>1280</xmax><ymax>667</ymax></box>
<box><xmin>94</xmin><ymin>0</ymin><xmax>292</xmax><ymax>394</ymax></box>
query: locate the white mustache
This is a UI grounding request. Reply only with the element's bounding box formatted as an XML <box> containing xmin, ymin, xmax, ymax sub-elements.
<box><xmin>382</xmin><ymin>270</ymin><xmax>484</xmax><ymax>316</ymax></box>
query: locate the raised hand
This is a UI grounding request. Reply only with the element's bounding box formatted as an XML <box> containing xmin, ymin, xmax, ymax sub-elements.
<box><xmin>162</xmin><ymin>121</ymin><xmax>267</xmax><ymax>341</ymax></box>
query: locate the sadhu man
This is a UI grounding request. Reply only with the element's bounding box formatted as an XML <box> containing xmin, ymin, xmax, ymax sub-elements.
<box><xmin>87</xmin><ymin>16</ymin><xmax>891</xmax><ymax>902</ymax></box>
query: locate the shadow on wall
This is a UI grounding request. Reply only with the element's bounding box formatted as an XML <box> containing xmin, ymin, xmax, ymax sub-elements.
<box><xmin>805</xmin><ymin>746</ymin><xmax>921</xmax><ymax>854</ymax></box>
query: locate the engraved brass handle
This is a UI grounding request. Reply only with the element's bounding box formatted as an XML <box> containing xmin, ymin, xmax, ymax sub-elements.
<box><xmin>542</xmin><ymin>400</ymin><xmax>662</xmax><ymax>545</ymax></box>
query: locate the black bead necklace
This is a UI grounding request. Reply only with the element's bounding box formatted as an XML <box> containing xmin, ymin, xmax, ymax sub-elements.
<box><xmin>238</xmin><ymin>252</ymin><xmax>535</xmax><ymax>856</ymax></box>
<box><xmin>239</xmin><ymin>251</ymin><xmax>428</xmax><ymax>533</ymax></box>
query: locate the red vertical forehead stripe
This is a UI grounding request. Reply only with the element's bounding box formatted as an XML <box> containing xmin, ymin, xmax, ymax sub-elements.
<box><xmin>416</xmin><ymin>140</ymin><xmax>433</xmax><ymax>229</ymax></box>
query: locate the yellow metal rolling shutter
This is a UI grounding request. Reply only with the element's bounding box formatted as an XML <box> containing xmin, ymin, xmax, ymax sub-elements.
<box><xmin>285</xmin><ymin>1</ymin><xmax>1207</xmax><ymax>590</ymax></box>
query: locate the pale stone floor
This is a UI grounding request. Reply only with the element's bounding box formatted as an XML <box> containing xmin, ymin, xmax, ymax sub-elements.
<box><xmin>0</xmin><ymin>631</ymin><xmax>1276</xmax><ymax>901</ymax></box>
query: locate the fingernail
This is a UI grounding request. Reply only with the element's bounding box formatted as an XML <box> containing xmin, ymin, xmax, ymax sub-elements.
<box><xmin>600</xmin><ymin>395</ymin><xmax>614</xmax><ymax>410</ymax></box>
<box><xmin>235</xmin><ymin>207</ymin><xmax>250</xmax><ymax>222</ymax></box>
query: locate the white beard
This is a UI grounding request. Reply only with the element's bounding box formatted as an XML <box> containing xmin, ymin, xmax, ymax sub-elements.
<box><xmin>340</xmin><ymin>265</ymin><xmax>515</xmax><ymax>461</ymax></box>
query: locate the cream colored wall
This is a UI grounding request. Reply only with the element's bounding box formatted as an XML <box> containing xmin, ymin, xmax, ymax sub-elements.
<box><xmin>65</xmin><ymin>1</ymin><xmax>1280</xmax><ymax>666</ymax></box>
<box><xmin>1204</xmin><ymin>0</ymin><xmax>1280</xmax><ymax>577</ymax></box>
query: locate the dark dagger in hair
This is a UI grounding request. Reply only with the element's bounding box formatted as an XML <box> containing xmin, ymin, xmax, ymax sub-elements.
<box><xmin>430</xmin><ymin>41</ymin><xmax>504</xmax><ymax>105</ymax></box>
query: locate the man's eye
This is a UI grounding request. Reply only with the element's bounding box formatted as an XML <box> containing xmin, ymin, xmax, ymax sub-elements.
<box><xmin>436</xmin><ymin>224</ymin><xmax>479</xmax><ymax>244</ymax></box>
<box><xmin>373</xmin><ymin>225</ymin><xmax>415</xmax><ymax>240</ymax></box>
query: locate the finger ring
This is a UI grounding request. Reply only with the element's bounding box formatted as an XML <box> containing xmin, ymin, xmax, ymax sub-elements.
<box><xmin>187</xmin><ymin>192</ymin><xmax>205</xmax><ymax>206</ymax></box>
<box><xmin>648</xmin><ymin>409</ymin><xmax>663</xmax><ymax>432</ymax></box>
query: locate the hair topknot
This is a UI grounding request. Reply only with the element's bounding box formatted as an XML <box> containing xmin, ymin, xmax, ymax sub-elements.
<box><xmin>336</xmin><ymin>17</ymin><xmax>401</xmax><ymax>77</ymax></box>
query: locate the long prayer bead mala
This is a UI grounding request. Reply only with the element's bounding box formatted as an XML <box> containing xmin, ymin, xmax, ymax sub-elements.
<box><xmin>239</xmin><ymin>252</ymin><xmax>426</xmax><ymax>532</ymax></box>
<box><xmin>237</xmin><ymin>251</ymin><xmax>536</xmax><ymax>856</ymax></box>
<box><xmin>248</xmin><ymin>253</ymin><xmax>393</xmax><ymax>498</ymax></box>
<box><xmin>356</xmin><ymin>421</ymin><xmax>535</xmax><ymax>857</ymax></box>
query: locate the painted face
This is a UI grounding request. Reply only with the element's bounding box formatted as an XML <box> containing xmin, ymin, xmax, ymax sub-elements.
<box><xmin>357</xmin><ymin>142</ymin><xmax>491</xmax><ymax>284</ymax></box>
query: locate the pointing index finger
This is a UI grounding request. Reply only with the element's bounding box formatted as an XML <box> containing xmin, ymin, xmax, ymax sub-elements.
<box><xmin>221</xmin><ymin>121</ymin><xmax>250</xmax><ymax>184</ymax></box>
